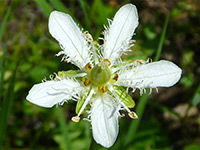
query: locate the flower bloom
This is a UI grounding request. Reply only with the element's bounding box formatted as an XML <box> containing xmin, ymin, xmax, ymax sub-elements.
<box><xmin>27</xmin><ymin>4</ymin><xmax>182</xmax><ymax>148</ymax></box>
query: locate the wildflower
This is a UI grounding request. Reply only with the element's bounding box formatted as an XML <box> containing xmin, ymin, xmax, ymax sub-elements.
<box><xmin>27</xmin><ymin>4</ymin><xmax>182</xmax><ymax>148</ymax></box>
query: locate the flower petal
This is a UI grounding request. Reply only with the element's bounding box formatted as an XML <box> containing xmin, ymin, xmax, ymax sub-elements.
<box><xmin>103</xmin><ymin>4</ymin><xmax>139</xmax><ymax>64</ymax></box>
<box><xmin>49</xmin><ymin>11</ymin><xmax>91</xmax><ymax>69</ymax></box>
<box><xmin>90</xmin><ymin>94</ymin><xmax>120</xmax><ymax>148</ymax></box>
<box><xmin>26</xmin><ymin>79</ymin><xmax>82</xmax><ymax>108</ymax></box>
<box><xmin>115</xmin><ymin>60</ymin><xmax>182</xmax><ymax>90</ymax></box>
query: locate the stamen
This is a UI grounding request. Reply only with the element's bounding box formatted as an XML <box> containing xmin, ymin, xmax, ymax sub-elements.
<box><xmin>146</xmin><ymin>57</ymin><xmax>152</xmax><ymax>63</ymax></box>
<box><xmin>78</xmin><ymin>89</ymin><xmax>94</xmax><ymax>117</ymax></box>
<box><xmin>84</xmin><ymin>80</ymin><xmax>91</xmax><ymax>86</ymax></box>
<box><xmin>113</xmin><ymin>74</ymin><xmax>118</xmax><ymax>81</ymax></box>
<box><xmin>98</xmin><ymin>86</ymin><xmax>108</xmax><ymax>93</ymax></box>
<box><xmin>110</xmin><ymin>86</ymin><xmax>138</xmax><ymax>119</ymax></box>
<box><xmin>82</xmin><ymin>75</ymin><xmax>91</xmax><ymax>86</ymax></box>
<box><xmin>71</xmin><ymin>116</ymin><xmax>80</xmax><ymax>122</ymax></box>
<box><xmin>84</xmin><ymin>31</ymin><xmax>99</xmax><ymax>64</ymax></box>
<box><xmin>128</xmin><ymin>111</ymin><xmax>138</xmax><ymax>119</ymax></box>
<box><xmin>109</xmin><ymin>74</ymin><xmax>118</xmax><ymax>84</ymax></box>
<box><xmin>84</xmin><ymin>31</ymin><xmax>93</xmax><ymax>41</ymax></box>
<box><xmin>82</xmin><ymin>75</ymin><xmax>86</xmax><ymax>82</ymax></box>
<box><xmin>103</xmin><ymin>59</ymin><xmax>111</xmax><ymax>66</ymax></box>
<box><xmin>85</xmin><ymin>63</ymin><xmax>92</xmax><ymax>71</ymax></box>
<box><xmin>134</xmin><ymin>60</ymin><xmax>145</xmax><ymax>66</ymax></box>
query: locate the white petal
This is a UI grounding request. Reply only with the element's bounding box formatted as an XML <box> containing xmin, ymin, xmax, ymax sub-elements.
<box><xmin>90</xmin><ymin>94</ymin><xmax>120</xmax><ymax>148</ymax></box>
<box><xmin>49</xmin><ymin>11</ymin><xmax>91</xmax><ymax>69</ymax></box>
<box><xmin>115</xmin><ymin>60</ymin><xmax>182</xmax><ymax>89</ymax></box>
<box><xmin>103</xmin><ymin>4</ymin><xmax>139</xmax><ymax>64</ymax></box>
<box><xmin>26</xmin><ymin>79</ymin><xmax>82</xmax><ymax>108</ymax></box>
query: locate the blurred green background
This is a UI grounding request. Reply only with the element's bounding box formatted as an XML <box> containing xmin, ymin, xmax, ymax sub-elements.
<box><xmin>0</xmin><ymin>0</ymin><xmax>200</xmax><ymax>150</ymax></box>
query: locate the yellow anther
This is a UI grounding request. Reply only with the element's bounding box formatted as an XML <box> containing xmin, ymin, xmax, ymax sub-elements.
<box><xmin>85</xmin><ymin>63</ymin><xmax>92</xmax><ymax>71</ymax></box>
<box><xmin>82</xmin><ymin>75</ymin><xmax>91</xmax><ymax>86</ymax></box>
<box><xmin>103</xmin><ymin>59</ymin><xmax>111</xmax><ymax>66</ymax></box>
<box><xmin>82</xmin><ymin>75</ymin><xmax>86</xmax><ymax>82</ymax></box>
<box><xmin>71</xmin><ymin>116</ymin><xmax>80</xmax><ymax>122</ymax></box>
<box><xmin>98</xmin><ymin>86</ymin><xmax>108</xmax><ymax>94</ymax></box>
<box><xmin>84</xmin><ymin>79</ymin><xmax>91</xmax><ymax>86</ymax></box>
<box><xmin>128</xmin><ymin>111</ymin><xmax>138</xmax><ymax>119</ymax></box>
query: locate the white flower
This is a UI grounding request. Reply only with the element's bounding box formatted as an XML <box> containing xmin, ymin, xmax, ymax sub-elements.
<box><xmin>27</xmin><ymin>4</ymin><xmax>182</xmax><ymax>148</ymax></box>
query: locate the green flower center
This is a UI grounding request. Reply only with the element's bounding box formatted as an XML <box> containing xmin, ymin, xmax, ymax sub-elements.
<box><xmin>89</xmin><ymin>62</ymin><xmax>111</xmax><ymax>87</ymax></box>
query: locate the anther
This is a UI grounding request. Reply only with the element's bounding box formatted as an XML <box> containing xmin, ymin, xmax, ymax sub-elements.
<box><xmin>71</xmin><ymin>116</ymin><xmax>80</xmax><ymax>122</ymax></box>
<box><xmin>84</xmin><ymin>80</ymin><xmax>91</xmax><ymax>86</ymax></box>
<box><xmin>98</xmin><ymin>86</ymin><xmax>108</xmax><ymax>94</ymax></box>
<box><xmin>128</xmin><ymin>111</ymin><xmax>138</xmax><ymax>119</ymax></box>
<box><xmin>85</xmin><ymin>63</ymin><xmax>92</xmax><ymax>71</ymax></box>
<box><xmin>82</xmin><ymin>75</ymin><xmax>91</xmax><ymax>86</ymax></box>
<box><xmin>146</xmin><ymin>58</ymin><xmax>152</xmax><ymax>63</ymax></box>
<box><xmin>113</xmin><ymin>74</ymin><xmax>118</xmax><ymax>81</ymax></box>
<box><xmin>82</xmin><ymin>75</ymin><xmax>86</xmax><ymax>82</ymax></box>
<box><xmin>103</xmin><ymin>59</ymin><xmax>111</xmax><ymax>66</ymax></box>
<box><xmin>84</xmin><ymin>31</ymin><xmax>93</xmax><ymax>41</ymax></box>
<box><xmin>134</xmin><ymin>60</ymin><xmax>145</xmax><ymax>66</ymax></box>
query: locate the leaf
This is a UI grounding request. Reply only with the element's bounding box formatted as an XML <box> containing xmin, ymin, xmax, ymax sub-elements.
<box><xmin>34</xmin><ymin>0</ymin><xmax>52</xmax><ymax>16</ymax></box>
<box><xmin>0</xmin><ymin>44</ymin><xmax>7</xmax><ymax>98</ymax></box>
<box><xmin>113</xmin><ymin>85</ymin><xmax>135</xmax><ymax>108</ymax></box>
<box><xmin>49</xmin><ymin>0</ymin><xmax>71</xmax><ymax>14</ymax></box>
<box><xmin>184</xmin><ymin>143</ymin><xmax>200</xmax><ymax>150</ymax></box>
<box><xmin>0</xmin><ymin>6</ymin><xmax>11</xmax><ymax>41</ymax></box>
<box><xmin>191</xmin><ymin>85</ymin><xmax>200</xmax><ymax>106</ymax></box>
<box><xmin>0</xmin><ymin>66</ymin><xmax>17</xmax><ymax>149</ymax></box>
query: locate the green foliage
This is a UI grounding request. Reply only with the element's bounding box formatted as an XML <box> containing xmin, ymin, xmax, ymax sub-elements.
<box><xmin>33</xmin><ymin>0</ymin><xmax>52</xmax><ymax>16</ymax></box>
<box><xmin>124</xmin><ymin>14</ymin><xmax>170</xmax><ymax>147</ymax></box>
<box><xmin>0</xmin><ymin>66</ymin><xmax>17</xmax><ymax>148</ymax></box>
<box><xmin>0</xmin><ymin>0</ymin><xmax>199</xmax><ymax>149</ymax></box>
<box><xmin>56</xmin><ymin>107</ymin><xmax>71</xmax><ymax>150</ymax></box>
<box><xmin>191</xmin><ymin>85</ymin><xmax>200</xmax><ymax>106</ymax></box>
<box><xmin>184</xmin><ymin>143</ymin><xmax>200</xmax><ymax>150</ymax></box>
